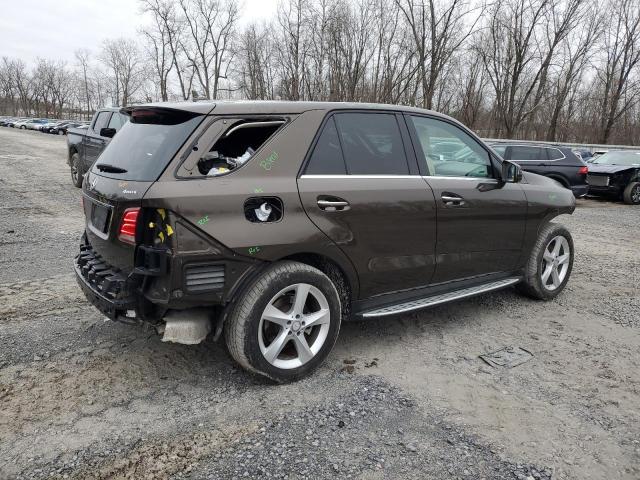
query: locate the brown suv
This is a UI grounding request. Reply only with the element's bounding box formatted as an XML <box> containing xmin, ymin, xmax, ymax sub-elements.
<box><xmin>75</xmin><ymin>101</ymin><xmax>576</xmax><ymax>382</ymax></box>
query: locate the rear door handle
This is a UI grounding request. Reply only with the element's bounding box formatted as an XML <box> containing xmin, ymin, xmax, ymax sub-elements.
<box><xmin>441</xmin><ymin>194</ymin><xmax>465</xmax><ymax>206</ymax></box>
<box><xmin>317</xmin><ymin>198</ymin><xmax>350</xmax><ymax>211</ymax></box>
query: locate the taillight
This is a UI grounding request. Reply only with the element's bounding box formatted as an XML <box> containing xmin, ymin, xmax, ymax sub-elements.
<box><xmin>118</xmin><ymin>208</ymin><xmax>140</xmax><ymax>245</ymax></box>
<box><xmin>578</xmin><ymin>166</ymin><xmax>588</xmax><ymax>175</ymax></box>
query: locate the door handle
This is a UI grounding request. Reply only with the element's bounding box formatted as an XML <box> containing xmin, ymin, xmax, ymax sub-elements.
<box><xmin>441</xmin><ymin>194</ymin><xmax>465</xmax><ymax>206</ymax></box>
<box><xmin>317</xmin><ymin>199</ymin><xmax>350</xmax><ymax>211</ymax></box>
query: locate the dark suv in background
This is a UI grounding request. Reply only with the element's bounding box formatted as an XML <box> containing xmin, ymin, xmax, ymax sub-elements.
<box><xmin>67</xmin><ymin>107</ymin><xmax>129</xmax><ymax>187</ymax></box>
<box><xmin>489</xmin><ymin>142</ymin><xmax>588</xmax><ymax>197</ymax></box>
<box><xmin>75</xmin><ymin>101</ymin><xmax>576</xmax><ymax>382</ymax></box>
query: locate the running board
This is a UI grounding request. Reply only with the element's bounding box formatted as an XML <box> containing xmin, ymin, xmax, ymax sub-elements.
<box><xmin>360</xmin><ymin>277</ymin><xmax>521</xmax><ymax>318</ymax></box>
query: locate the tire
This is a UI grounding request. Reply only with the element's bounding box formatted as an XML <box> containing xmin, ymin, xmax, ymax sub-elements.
<box><xmin>622</xmin><ymin>182</ymin><xmax>640</xmax><ymax>205</ymax></box>
<box><xmin>224</xmin><ymin>261</ymin><xmax>342</xmax><ymax>383</ymax></box>
<box><xmin>71</xmin><ymin>153</ymin><xmax>83</xmax><ymax>188</ymax></box>
<box><xmin>58</xmin><ymin>130</ymin><xmax>65</xmax><ymax>135</ymax></box>
<box><xmin>517</xmin><ymin>222</ymin><xmax>574</xmax><ymax>300</ymax></box>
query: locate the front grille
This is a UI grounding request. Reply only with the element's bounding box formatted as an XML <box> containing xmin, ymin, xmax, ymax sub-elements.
<box><xmin>587</xmin><ymin>174</ymin><xmax>609</xmax><ymax>186</ymax></box>
<box><xmin>184</xmin><ymin>264</ymin><xmax>225</xmax><ymax>293</ymax></box>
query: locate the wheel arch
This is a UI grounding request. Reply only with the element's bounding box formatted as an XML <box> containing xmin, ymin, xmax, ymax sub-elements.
<box><xmin>279</xmin><ymin>252</ymin><xmax>356</xmax><ymax>320</ymax></box>
<box><xmin>545</xmin><ymin>173</ymin><xmax>570</xmax><ymax>188</ymax></box>
<box><xmin>67</xmin><ymin>145</ymin><xmax>79</xmax><ymax>166</ymax></box>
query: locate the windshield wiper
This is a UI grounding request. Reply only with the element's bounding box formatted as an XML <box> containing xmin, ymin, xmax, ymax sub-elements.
<box><xmin>96</xmin><ymin>163</ymin><xmax>128</xmax><ymax>173</ymax></box>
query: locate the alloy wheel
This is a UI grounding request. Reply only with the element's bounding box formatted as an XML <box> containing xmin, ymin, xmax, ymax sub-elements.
<box><xmin>540</xmin><ymin>235</ymin><xmax>571</xmax><ymax>291</ymax></box>
<box><xmin>258</xmin><ymin>283</ymin><xmax>331</xmax><ymax>369</ymax></box>
<box><xmin>632</xmin><ymin>185</ymin><xmax>640</xmax><ymax>204</ymax></box>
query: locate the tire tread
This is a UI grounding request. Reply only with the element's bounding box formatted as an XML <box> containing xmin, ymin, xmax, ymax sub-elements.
<box><xmin>224</xmin><ymin>261</ymin><xmax>340</xmax><ymax>382</ymax></box>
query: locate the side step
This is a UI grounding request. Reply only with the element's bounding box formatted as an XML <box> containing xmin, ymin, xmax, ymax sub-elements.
<box><xmin>361</xmin><ymin>277</ymin><xmax>521</xmax><ymax>318</ymax></box>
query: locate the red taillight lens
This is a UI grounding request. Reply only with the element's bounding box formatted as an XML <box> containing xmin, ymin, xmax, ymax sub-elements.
<box><xmin>118</xmin><ymin>208</ymin><xmax>140</xmax><ymax>245</ymax></box>
<box><xmin>578</xmin><ymin>166</ymin><xmax>588</xmax><ymax>175</ymax></box>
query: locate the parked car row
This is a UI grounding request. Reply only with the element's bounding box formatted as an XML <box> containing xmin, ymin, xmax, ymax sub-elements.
<box><xmin>488</xmin><ymin>141</ymin><xmax>639</xmax><ymax>204</ymax></box>
<box><xmin>0</xmin><ymin>116</ymin><xmax>89</xmax><ymax>135</ymax></box>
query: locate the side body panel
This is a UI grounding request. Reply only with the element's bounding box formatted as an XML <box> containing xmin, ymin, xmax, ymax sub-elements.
<box><xmin>424</xmin><ymin>177</ymin><xmax>527</xmax><ymax>283</ymax></box>
<box><xmin>298</xmin><ymin>175</ymin><xmax>437</xmax><ymax>298</ymax></box>
<box><xmin>147</xmin><ymin>109</ymin><xmax>361</xmax><ymax>298</ymax></box>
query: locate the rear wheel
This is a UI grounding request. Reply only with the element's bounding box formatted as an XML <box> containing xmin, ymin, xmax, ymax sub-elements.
<box><xmin>622</xmin><ymin>182</ymin><xmax>640</xmax><ymax>205</ymax></box>
<box><xmin>225</xmin><ymin>261</ymin><xmax>342</xmax><ymax>383</ymax></box>
<box><xmin>517</xmin><ymin>223</ymin><xmax>574</xmax><ymax>300</ymax></box>
<box><xmin>71</xmin><ymin>153</ymin><xmax>83</xmax><ymax>188</ymax></box>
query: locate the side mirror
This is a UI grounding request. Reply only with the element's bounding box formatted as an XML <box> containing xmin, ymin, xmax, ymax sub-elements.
<box><xmin>501</xmin><ymin>160</ymin><xmax>523</xmax><ymax>183</ymax></box>
<box><xmin>100</xmin><ymin>127</ymin><xmax>116</xmax><ymax>138</ymax></box>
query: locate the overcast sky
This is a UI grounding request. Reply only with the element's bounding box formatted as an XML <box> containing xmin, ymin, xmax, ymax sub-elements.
<box><xmin>0</xmin><ymin>0</ymin><xmax>279</xmax><ymax>66</ymax></box>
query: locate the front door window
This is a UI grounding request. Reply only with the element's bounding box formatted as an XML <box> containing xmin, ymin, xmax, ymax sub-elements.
<box><xmin>409</xmin><ymin>116</ymin><xmax>493</xmax><ymax>178</ymax></box>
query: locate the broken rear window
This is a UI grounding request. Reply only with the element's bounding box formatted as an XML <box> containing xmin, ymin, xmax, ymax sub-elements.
<box><xmin>197</xmin><ymin>120</ymin><xmax>285</xmax><ymax>176</ymax></box>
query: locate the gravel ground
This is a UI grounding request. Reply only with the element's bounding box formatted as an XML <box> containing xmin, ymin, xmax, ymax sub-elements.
<box><xmin>0</xmin><ymin>127</ymin><xmax>638</xmax><ymax>480</ymax></box>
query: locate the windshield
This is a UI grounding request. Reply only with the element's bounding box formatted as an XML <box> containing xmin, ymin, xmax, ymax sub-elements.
<box><xmin>592</xmin><ymin>151</ymin><xmax>640</xmax><ymax>166</ymax></box>
<box><xmin>92</xmin><ymin>109</ymin><xmax>203</xmax><ymax>181</ymax></box>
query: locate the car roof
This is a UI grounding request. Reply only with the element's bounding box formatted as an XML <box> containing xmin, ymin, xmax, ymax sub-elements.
<box><xmin>488</xmin><ymin>141</ymin><xmax>567</xmax><ymax>149</ymax></box>
<box><xmin>123</xmin><ymin>100</ymin><xmax>451</xmax><ymax>118</ymax></box>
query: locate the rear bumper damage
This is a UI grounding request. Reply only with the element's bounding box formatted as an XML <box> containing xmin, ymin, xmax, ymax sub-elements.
<box><xmin>74</xmin><ymin>229</ymin><xmax>263</xmax><ymax>344</ymax></box>
<box><xmin>74</xmin><ymin>240</ymin><xmax>139</xmax><ymax>323</ymax></box>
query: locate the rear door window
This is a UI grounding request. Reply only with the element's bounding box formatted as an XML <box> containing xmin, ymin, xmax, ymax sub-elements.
<box><xmin>334</xmin><ymin>113</ymin><xmax>409</xmax><ymax>175</ymax></box>
<box><xmin>91</xmin><ymin>109</ymin><xmax>204</xmax><ymax>182</ymax></box>
<box><xmin>492</xmin><ymin>145</ymin><xmax>507</xmax><ymax>156</ymax></box>
<box><xmin>305</xmin><ymin>117</ymin><xmax>346</xmax><ymax>175</ymax></box>
<box><xmin>93</xmin><ymin>112</ymin><xmax>111</xmax><ymax>134</ymax></box>
<box><xmin>107</xmin><ymin>112</ymin><xmax>128</xmax><ymax>132</ymax></box>
<box><xmin>546</xmin><ymin>148</ymin><xmax>565</xmax><ymax>160</ymax></box>
<box><xmin>508</xmin><ymin>146</ymin><xmax>543</xmax><ymax>161</ymax></box>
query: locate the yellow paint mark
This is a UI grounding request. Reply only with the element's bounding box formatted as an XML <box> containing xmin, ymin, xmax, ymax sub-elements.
<box><xmin>157</xmin><ymin>209</ymin><xmax>166</xmax><ymax>220</ymax></box>
<box><xmin>166</xmin><ymin>225</ymin><xmax>174</xmax><ymax>237</ymax></box>
<box><xmin>158</xmin><ymin>232</ymin><xmax>165</xmax><ymax>242</ymax></box>
<box><xmin>148</xmin><ymin>222</ymin><xmax>156</xmax><ymax>228</ymax></box>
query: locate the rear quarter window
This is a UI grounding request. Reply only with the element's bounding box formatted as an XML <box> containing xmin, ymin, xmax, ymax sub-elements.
<box><xmin>546</xmin><ymin>148</ymin><xmax>565</xmax><ymax>160</ymax></box>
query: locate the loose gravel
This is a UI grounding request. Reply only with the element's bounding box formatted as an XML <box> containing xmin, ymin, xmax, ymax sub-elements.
<box><xmin>0</xmin><ymin>127</ymin><xmax>638</xmax><ymax>480</ymax></box>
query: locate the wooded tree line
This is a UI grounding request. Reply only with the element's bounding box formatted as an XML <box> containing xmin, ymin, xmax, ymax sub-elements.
<box><xmin>1</xmin><ymin>0</ymin><xmax>639</xmax><ymax>145</ymax></box>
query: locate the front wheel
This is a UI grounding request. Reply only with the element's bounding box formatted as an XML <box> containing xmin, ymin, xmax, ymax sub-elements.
<box><xmin>71</xmin><ymin>153</ymin><xmax>83</xmax><ymax>188</ymax></box>
<box><xmin>517</xmin><ymin>223</ymin><xmax>574</xmax><ymax>300</ymax></box>
<box><xmin>225</xmin><ymin>261</ymin><xmax>342</xmax><ymax>383</ymax></box>
<box><xmin>623</xmin><ymin>182</ymin><xmax>640</xmax><ymax>205</ymax></box>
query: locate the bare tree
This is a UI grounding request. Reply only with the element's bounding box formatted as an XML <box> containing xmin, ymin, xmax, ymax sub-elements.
<box><xmin>395</xmin><ymin>0</ymin><xmax>482</xmax><ymax>109</ymax></box>
<box><xmin>178</xmin><ymin>0</ymin><xmax>240</xmax><ymax>99</ymax></box>
<box><xmin>99</xmin><ymin>38</ymin><xmax>146</xmax><ymax>106</ymax></box>
<box><xmin>140</xmin><ymin>0</ymin><xmax>193</xmax><ymax>100</ymax></box>
<box><xmin>238</xmin><ymin>23</ymin><xmax>276</xmax><ymax>99</ymax></box>
<box><xmin>75</xmin><ymin>49</ymin><xmax>92</xmax><ymax>119</ymax></box>
<box><xmin>546</xmin><ymin>5</ymin><xmax>601</xmax><ymax>141</ymax></box>
<box><xmin>595</xmin><ymin>0</ymin><xmax>640</xmax><ymax>143</ymax></box>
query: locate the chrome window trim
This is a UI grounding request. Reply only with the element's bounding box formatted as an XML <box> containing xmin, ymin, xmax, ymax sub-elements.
<box><xmin>300</xmin><ymin>174</ymin><xmax>498</xmax><ymax>182</ymax></box>
<box><xmin>493</xmin><ymin>144</ymin><xmax>566</xmax><ymax>162</ymax></box>
<box><xmin>300</xmin><ymin>174</ymin><xmax>419</xmax><ymax>179</ymax></box>
<box><xmin>422</xmin><ymin>175</ymin><xmax>498</xmax><ymax>182</ymax></box>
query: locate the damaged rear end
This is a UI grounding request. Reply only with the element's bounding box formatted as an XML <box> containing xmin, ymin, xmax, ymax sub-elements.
<box><xmin>75</xmin><ymin>106</ymin><xmax>223</xmax><ymax>343</ymax></box>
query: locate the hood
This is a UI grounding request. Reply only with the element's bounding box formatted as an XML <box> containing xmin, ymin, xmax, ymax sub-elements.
<box><xmin>588</xmin><ymin>164</ymin><xmax>637</xmax><ymax>174</ymax></box>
